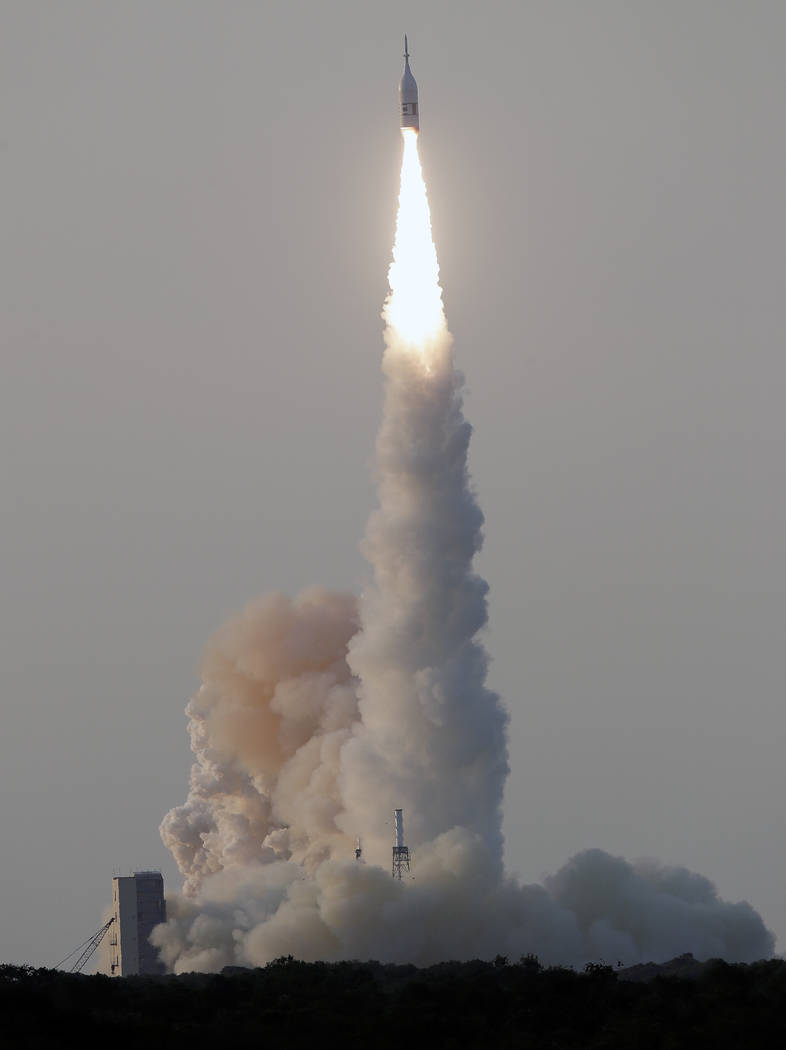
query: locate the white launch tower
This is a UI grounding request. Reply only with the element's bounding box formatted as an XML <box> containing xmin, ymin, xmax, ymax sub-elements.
<box><xmin>109</xmin><ymin>871</ymin><xmax>166</xmax><ymax>976</ymax></box>
<box><xmin>392</xmin><ymin>808</ymin><xmax>410</xmax><ymax>879</ymax></box>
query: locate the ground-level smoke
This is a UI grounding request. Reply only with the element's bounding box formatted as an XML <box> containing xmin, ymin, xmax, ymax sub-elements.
<box><xmin>154</xmin><ymin>129</ymin><xmax>773</xmax><ymax>971</ymax></box>
<box><xmin>155</xmin><ymin>587</ymin><xmax>772</xmax><ymax>971</ymax></box>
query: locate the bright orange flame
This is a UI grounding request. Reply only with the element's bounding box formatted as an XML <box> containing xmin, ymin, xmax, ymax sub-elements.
<box><xmin>384</xmin><ymin>129</ymin><xmax>448</xmax><ymax>356</ymax></box>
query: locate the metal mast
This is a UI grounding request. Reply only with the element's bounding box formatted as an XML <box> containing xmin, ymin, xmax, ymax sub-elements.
<box><xmin>392</xmin><ymin>808</ymin><xmax>410</xmax><ymax>879</ymax></box>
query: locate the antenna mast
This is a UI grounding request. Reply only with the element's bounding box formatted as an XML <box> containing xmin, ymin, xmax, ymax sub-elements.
<box><xmin>392</xmin><ymin>808</ymin><xmax>410</xmax><ymax>879</ymax></box>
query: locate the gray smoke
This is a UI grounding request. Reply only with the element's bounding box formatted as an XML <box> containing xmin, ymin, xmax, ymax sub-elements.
<box><xmin>338</xmin><ymin>334</ymin><xmax>508</xmax><ymax>871</ymax></box>
<box><xmin>155</xmin><ymin>325</ymin><xmax>773</xmax><ymax>970</ymax></box>
<box><xmin>154</xmin><ymin>842</ymin><xmax>770</xmax><ymax>972</ymax></box>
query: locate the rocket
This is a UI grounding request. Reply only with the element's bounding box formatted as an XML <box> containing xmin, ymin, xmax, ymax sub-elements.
<box><xmin>399</xmin><ymin>35</ymin><xmax>419</xmax><ymax>131</ymax></box>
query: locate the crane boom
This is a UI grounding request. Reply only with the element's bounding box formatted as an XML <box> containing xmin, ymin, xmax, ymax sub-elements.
<box><xmin>55</xmin><ymin>916</ymin><xmax>115</xmax><ymax>973</ymax></box>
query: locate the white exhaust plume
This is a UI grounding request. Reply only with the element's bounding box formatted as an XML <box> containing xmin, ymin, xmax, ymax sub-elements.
<box><xmin>154</xmin><ymin>131</ymin><xmax>773</xmax><ymax>971</ymax></box>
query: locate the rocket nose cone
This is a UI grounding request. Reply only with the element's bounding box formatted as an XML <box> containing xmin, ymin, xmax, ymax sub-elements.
<box><xmin>400</xmin><ymin>64</ymin><xmax>417</xmax><ymax>88</ymax></box>
<box><xmin>399</xmin><ymin>63</ymin><xmax>418</xmax><ymax>103</ymax></box>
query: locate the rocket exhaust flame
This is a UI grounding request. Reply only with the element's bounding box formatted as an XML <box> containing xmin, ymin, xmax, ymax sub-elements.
<box><xmin>153</xmin><ymin>45</ymin><xmax>774</xmax><ymax>973</ymax></box>
<box><xmin>385</xmin><ymin>129</ymin><xmax>446</xmax><ymax>355</ymax></box>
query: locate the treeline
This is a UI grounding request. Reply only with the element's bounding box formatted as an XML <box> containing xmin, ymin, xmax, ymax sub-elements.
<box><xmin>2</xmin><ymin>954</ymin><xmax>786</xmax><ymax>1048</ymax></box>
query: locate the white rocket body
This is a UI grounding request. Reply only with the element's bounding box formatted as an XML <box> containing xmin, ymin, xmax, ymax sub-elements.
<box><xmin>399</xmin><ymin>36</ymin><xmax>419</xmax><ymax>131</ymax></box>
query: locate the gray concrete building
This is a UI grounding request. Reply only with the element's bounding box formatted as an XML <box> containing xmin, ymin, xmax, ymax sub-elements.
<box><xmin>109</xmin><ymin>871</ymin><xmax>166</xmax><ymax>976</ymax></box>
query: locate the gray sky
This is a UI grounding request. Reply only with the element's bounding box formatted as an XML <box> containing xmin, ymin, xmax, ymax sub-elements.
<box><xmin>2</xmin><ymin>0</ymin><xmax>784</xmax><ymax>966</ymax></box>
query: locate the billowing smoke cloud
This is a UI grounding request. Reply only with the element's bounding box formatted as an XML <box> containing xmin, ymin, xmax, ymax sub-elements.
<box><xmin>338</xmin><ymin>336</ymin><xmax>508</xmax><ymax>872</ymax></box>
<box><xmin>155</xmin><ymin>343</ymin><xmax>772</xmax><ymax>970</ymax></box>
<box><xmin>159</xmin><ymin>589</ymin><xmax>360</xmax><ymax>896</ymax></box>
<box><xmin>155</xmin><ymin>131</ymin><xmax>773</xmax><ymax>970</ymax></box>
<box><xmin>154</xmin><ymin>839</ymin><xmax>771</xmax><ymax>972</ymax></box>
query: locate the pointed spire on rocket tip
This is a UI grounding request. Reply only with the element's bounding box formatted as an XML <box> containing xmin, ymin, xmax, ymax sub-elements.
<box><xmin>399</xmin><ymin>35</ymin><xmax>419</xmax><ymax>131</ymax></box>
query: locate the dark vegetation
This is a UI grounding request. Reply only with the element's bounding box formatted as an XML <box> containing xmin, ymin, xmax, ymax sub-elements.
<box><xmin>3</xmin><ymin>954</ymin><xmax>786</xmax><ymax>1049</ymax></box>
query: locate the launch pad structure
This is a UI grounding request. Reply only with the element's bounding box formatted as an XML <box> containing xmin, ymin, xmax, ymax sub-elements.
<box><xmin>392</xmin><ymin>808</ymin><xmax>410</xmax><ymax>879</ymax></box>
<box><xmin>109</xmin><ymin>871</ymin><xmax>166</xmax><ymax>976</ymax></box>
